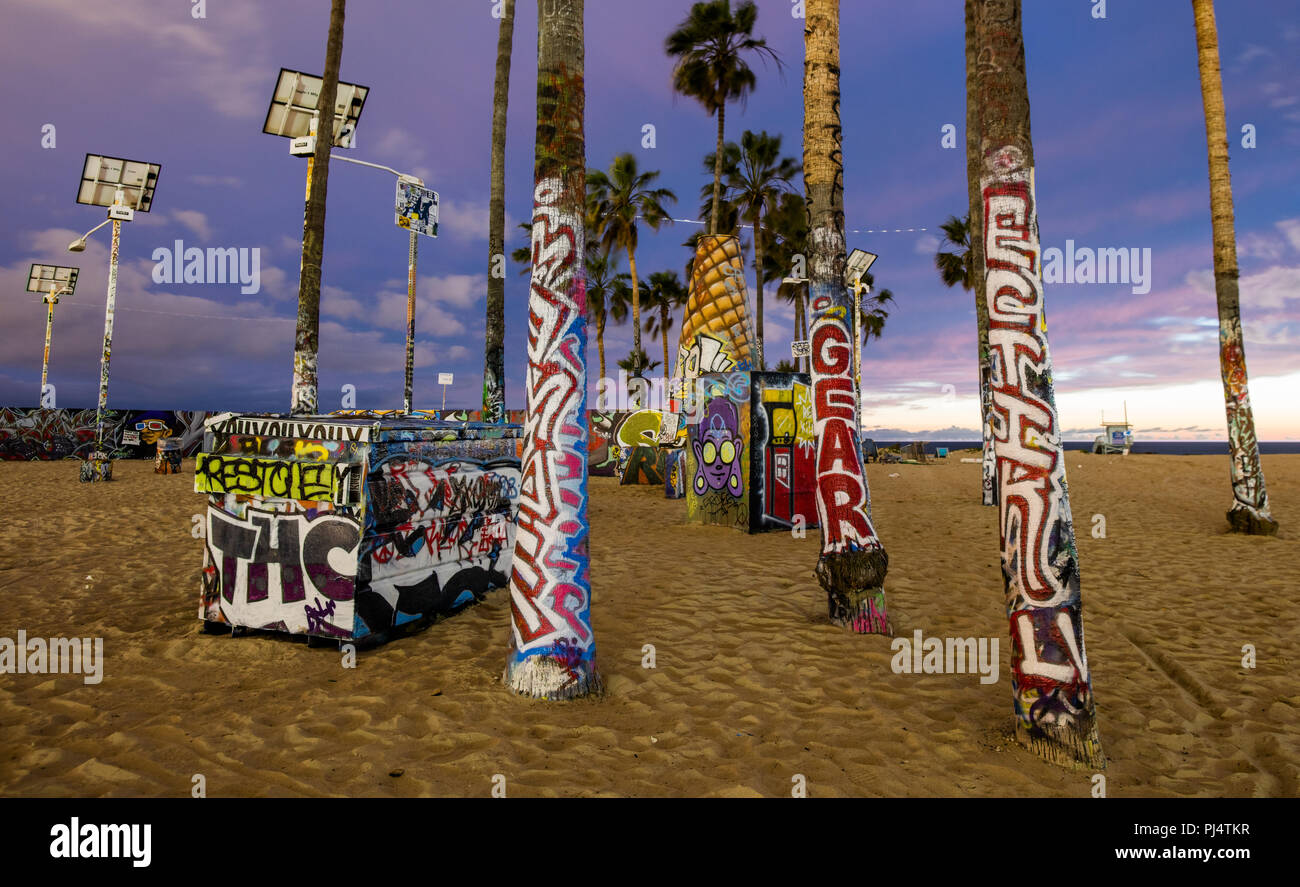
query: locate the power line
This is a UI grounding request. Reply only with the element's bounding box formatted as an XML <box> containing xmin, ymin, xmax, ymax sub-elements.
<box><xmin>56</xmin><ymin>301</ymin><xmax>294</xmax><ymax>323</ymax></box>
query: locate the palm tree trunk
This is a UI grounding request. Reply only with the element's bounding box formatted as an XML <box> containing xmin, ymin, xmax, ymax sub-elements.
<box><xmin>661</xmin><ymin>306</ymin><xmax>670</xmax><ymax>373</ymax></box>
<box><xmin>710</xmin><ymin>104</ymin><xmax>726</xmax><ymax>235</ymax></box>
<box><xmin>795</xmin><ymin>288</ymin><xmax>807</xmax><ymax>372</ymax></box>
<box><xmin>506</xmin><ymin>0</ymin><xmax>600</xmax><ymax>699</ymax></box>
<box><xmin>754</xmin><ymin>211</ymin><xmax>766</xmax><ymax>370</ymax></box>
<box><xmin>483</xmin><ymin>0</ymin><xmax>516</xmax><ymax>423</ymax></box>
<box><xmin>804</xmin><ymin>0</ymin><xmax>890</xmax><ymax>635</ymax></box>
<box><xmin>598</xmin><ymin>312</ymin><xmax>607</xmax><ymax>383</ymax></box>
<box><xmin>965</xmin><ymin>0</ymin><xmax>996</xmax><ymax>507</ymax></box>
<box><xmin>975</xmin><ymin>0</ymin><xmax>1103</xmax><ymax>768</ymax></box>
<box><xmin>290</xmin><ymin>0</ymin><xmax>345</xmax><ymax>416</ymax></box>
<box><xmin>628</xmin><ymin>249</ymin><xmax>642</xmax><ymax>361</ymax></box>
<box><xmin>1192</xmin><ymin>0</ymin><xmax>1277</xmax><ymax>535</ymax></box>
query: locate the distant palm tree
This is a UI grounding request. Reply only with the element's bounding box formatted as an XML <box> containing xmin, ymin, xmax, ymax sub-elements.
<box><xmin>763</xmin><ymin>191</ymin><xmax>809</xmax><ymax>369</ymax></box>
<box><xmin>617</xmin><ymin>348</ymin><xmax>661</xmax><ymax>377</ymax></box>
<box><xmin>935</xmin><ymin>211</ymin><xmax>996</xmax><ymax>506</ymax></box>
<box><xmin>856</xmin><ymin>272</ymin><xmax>895</xmax><ymax>356</ymax></box>
<box><xmin>584</xmin><ymin>251</ymin><xmax>628</xmax><ymax>384</ymax></box>
<box><xmin>1191</xmin><ymin>0</ymin><xmax>1277</xmax><ymax>535</ymax></box>
<box><xmin>773</xmin><ymin>359</ymin><xmax>797</xmax><ymax>373</ymax></box>
<box><xmin>722</xmin><ymin>130</ymin><xmax>800</xmax><ymax>369</ymax></box>
<box><xmin>643</xmin><ymin>270</ymin><xmax>689</xmax><ymax>373</ymax></box>
<box><xmin>291</xmin><ymin>0</ymin><xmax>346</xmax><ymax>416</ymax></box>
<box><xmin>587</xmin><ymin>153</ymin><xmax>676</xmax><ymax>363</ymax></box>
<box><xmin>666</xmin><ymin>0</ymin><xmax>781</xmax><ymax>236</ymax></box>
<box><xmin>482</xmin><ymin>0</ymin><xmax>516</xmax><ymax>423</ymax></box>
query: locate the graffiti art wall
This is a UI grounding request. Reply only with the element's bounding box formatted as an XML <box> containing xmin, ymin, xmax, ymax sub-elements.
<box><xmin>0</xmin><ymin>407</ymin><xmax>210</xmax><ymax>460</ymax></box>
<box><xmin>198</xmin><ymin>413</ymin><xmax>521</xmax><ymax>644</ymax></box>
<box><xmin>749</xmin><ymin>372</ymin><xmax>819</xmax><ymax>532</ymax></box>
<box><xmin>685</xmin><ymin>375</ymin><xmax>750</xmax><ymax>531</ymax></box>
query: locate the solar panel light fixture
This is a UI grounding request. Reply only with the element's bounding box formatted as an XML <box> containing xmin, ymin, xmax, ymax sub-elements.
<box><xmin>76</xmin><ymin>154</ymin><xmax>160</xmax><ymax>217</ymax></box>
<box><xmin>846</xmin><ymin>249</ymin><xmax>878</xmax><ymax>294</ymax></box>
<box><xmin>263</xmin><ymin>67</ymin><xmax>369</xmax><ymax>156</ymax></box>
<box><xmin>27</xmin><ymin>264</ymin><xmax>80</xmax><ymax>298</ymax></box>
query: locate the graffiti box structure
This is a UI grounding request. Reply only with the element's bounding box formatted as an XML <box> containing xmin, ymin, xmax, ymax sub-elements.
<box><xmin>684</xmin><ymin>372</ymin><xmax>819</xmax><ymax>534</ymax></box>
<box><xmin>197</xmin><ymin>412</ymin><xmax>521</xmax><ymax>646</ymax></box>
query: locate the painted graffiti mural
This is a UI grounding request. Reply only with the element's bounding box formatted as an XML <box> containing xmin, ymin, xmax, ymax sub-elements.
<box><xmin>750</xmin><ymin>373</ymin><xmax>818</xmax><ymax>531</ymax></box>
<box><xmin>0</xmin><ymin>407</ymin><xmax>209</xmax><ymax>461</ymax></box>
<box><xmin>202</xmin><ymin>500</ymin><xmax>361</xmax><ymax>638</ymax></box>
<box><xmin>195</xmin><ymin>453</ymin><xmax>360</xmax><ymax>503</ymax></box>
<box><xmin>1219</xmin><ymin>314</ymin><xmax>1275</xmax><ymax>530</ymax></box>
<box><xmin>356</xmin><ymin>453</ymin><xmax>518</xmax><ymax>639</ymax></box>
<box><xmin>685</xmin><ymin>379</ymin><xmax>749</xmax><ymax>531</ymax></box>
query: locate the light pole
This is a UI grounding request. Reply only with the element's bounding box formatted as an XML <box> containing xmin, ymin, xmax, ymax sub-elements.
<box><xmin>326</xmin><ymin>155</ymin><xmax>438</xmax><ymax>413</ymax></box>
<box><xmin>72</xmin><ymin>154</ymin><xmax>160</xmax><ymax>482</ymax></box>
<box><xmin>25</xmin><ymin>264</ymin><xmax>79</xmax><ymax>401</ymax></box>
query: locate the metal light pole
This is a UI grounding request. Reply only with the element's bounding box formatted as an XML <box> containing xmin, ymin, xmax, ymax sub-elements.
<box><xmin>26</xmin><ymin>265</ymin><xmax>79</xmax><ymax>401</ymax></box>
<box><xmin>41</xmin><ymin>287</ymin><xmax>62</xmax><ymax>393</ymax></box>
<box><xmin>95</xmin><ymin>208</ymin><xmax>124</xmax><ymax>463</ymax></box>
<box><xmin>405</xmin><ymin>226</ymin><xmax>418</xmax><ymax>412</ymax></box>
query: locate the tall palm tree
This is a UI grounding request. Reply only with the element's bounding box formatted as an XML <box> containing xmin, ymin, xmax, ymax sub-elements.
<box><xmin>482</xmin><ymin>0</ymin><xmax>516</xmax><ymax>424</ymax></box>
<box><xmin>505</xmin><ymin>0</ymin><xmax>599</xmax><ymax>699</ymax></box>
<box><xmin>935</xmin><ymin>212</ymin><xmax>997</xmax><ymax>506</ymax></box>
<box><xmin>723</xmin><ymin>130</ymin><xmax>799</xmax><ymax>369</ymax></box>
<box><xmin>965</xmin><ymin>0</ymin><xmax>997</xmax><ymax>509</ymax></box>
<box><xmin>643</xmin><ymin>270</ymin><xmax>689</xmax><ymax>372</ymax></box>
<box><xmin>763</xmin><ymin>191</ymin><xmax>809</xmax><ymax>370</ymax></box>
<box><xmin>584</xmin><ymin>251</ymin><xmax>628</xmax><ymax>384</ymax></box>
<box><xmin>666</xmin><ymin>0</ymin><xmax>781</xmax><ymax>235</ymax></box>
<box><xmin>587</xmin><ymin>153</ymin><xmax>676</xmax><ymax>364</ymax></box>
<box><xmin>290</xmin><ymin>0</ymin><xmax>346</xmax><ymax>416</ymax></box>
<box><xmin>803</xmin><ymin>0</ymin><xmax>890</xmax><ymax>636</ymax></box>
<box><xmin>1191</xmin><ymin>0</ymin><xmax>1278</xmax><ymax>535</ymax></box>
<box><xmin>974</xmin><ymin>0</ymin><xmax>1103</xmax><ymax>768</ymax></box>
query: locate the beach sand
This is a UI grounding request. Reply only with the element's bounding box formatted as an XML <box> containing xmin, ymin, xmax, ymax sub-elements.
<box><xmin>0</xmin><ymin>452</ymin><xmax>1296</xmax><ymax>797</ymax></box>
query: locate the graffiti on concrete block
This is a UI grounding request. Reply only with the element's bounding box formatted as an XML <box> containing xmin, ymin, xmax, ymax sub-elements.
<box><xmin>750</xmin><ymin>372</ymin><xmax>818</xmax><ymax>531</ymax></box>
<box><xmin>686</xmin><ymin>384</ymin><xmax>749</xmax><ymax>530</ymax></box>
<box><xmin>195</xmin><ymin>453</ymin><xmax>358</xmax><ymax>502</ymax></box>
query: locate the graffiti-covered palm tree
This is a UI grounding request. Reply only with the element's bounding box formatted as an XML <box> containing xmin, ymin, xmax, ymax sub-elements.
<box><xmin>666</xmin><ymin>0</ymin><xmax>781</xmax><ymax>236</ymax></box>
<box><xmin>803</xmin><ymin>0</ymin><xmax>890</xmax><ymax>635</ymax></box>
<box><xmin>290</xmin><ymin>0</ymin><xmax>346</xmax><ymax>416</ymax></box>
<box><xmin>643</xmin><ymin>270</ymin><xmax>690</xmax><ymax>372</ymax></box>
<box><xmin>587</xmin><ymin>153</ymin><xmax>676</xmax><ymax>362</ymax></box>
<box><xmin>505</xmin><ymin>0</ymin><xmax>599</xmax><ymax>699</ymax></box>
<box><xmin>974</xmin><ymin>0</ymin><xmax>1103</xmax><ymax>767</ymax></box>
<box><xmin>482</xmin><ymin>0</ymin><xmax>516</xmax><ymax>423</ymax></box>
<box><xmin>724</xmin><ymin>130</ymin><xmax>800</xmax><ymax>370</ymax></box>
<box><xmin>1191</xmin><ymin>0</ymin><xmax>1278</xmax><ymax>535</ymax></box>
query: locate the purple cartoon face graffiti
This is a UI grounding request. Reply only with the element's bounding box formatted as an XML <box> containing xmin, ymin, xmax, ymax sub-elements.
<box><xmin>692</xmin><ymin>399</ymin><xmax>743</xmax><ymax>496</ymax></box>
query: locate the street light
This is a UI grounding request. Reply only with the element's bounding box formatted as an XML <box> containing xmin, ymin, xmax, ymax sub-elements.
<box><xmin>25</xmin><ymin>264</ymin><xmax>79</xmax><ymax>399</ymax></box>
<box><xmin>72</xmin><ymin>153</ymin><xmax>162</xmax><ymax>482</ymax></box>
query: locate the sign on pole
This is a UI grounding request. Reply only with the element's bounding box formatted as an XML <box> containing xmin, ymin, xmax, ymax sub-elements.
<box><xmin>437</xmin><ymin>372</ymin><xmax>453</xmax><ymax>386</ymax></box>
<box><xmin>395</xmin><ymin>181</ymin><xmax>439</xmax><ymax>238</ymax></box>
<box><xmin>791</xmin><ymin>340</ymin><xmax>811</xmax><ymax>359</ymax></box>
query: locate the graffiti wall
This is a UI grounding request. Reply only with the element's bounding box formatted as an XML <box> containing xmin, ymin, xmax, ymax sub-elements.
<box><xmin>356</xmin><ymin>448</ymin><xmax>518</xmax><ymax>639</ymax></box>
<box><xmin>0</xmin><ymin>407</ymin><xmax>209</xmax><ymax>460</ymax></box>
<box><xmin>749</xmin><ymin>373</ymin><xmax>818</xmax><ymax>532</ymax></box>
<box><xmin>199</xmin><ymin>414</ymin><xmax>521</xmax><ymax>644</ymax></box>
<box><xmin>685</xmin><ymin>376</ymin><xmax>750</xmax><ymax>531</ymax></box>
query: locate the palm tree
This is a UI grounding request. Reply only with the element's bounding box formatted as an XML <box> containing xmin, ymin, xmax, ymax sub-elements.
<box><xmin>1191</xmin><ymin>0</ymin><xmax>1278</xmax><ymax>535</ymax></box>
<box><xmin>617</xmin><ymin>349</ymin><xmax>661</xmax><ymax>377</ymax></box>
<box><xmin>584</xmin><ymin>251</ymin><xmax>628</xmax><ymax>384</ymax></box>
<box><xmin>763</xmin><ymin>191</ymin><xmax>809</xmax><ymax>370</ymax></box>
<box><xmin>723</xmin><ymin>130</ymin><xmax>799</xmax><ymax>369</ymax></box>
<box><xmin>666</xmin><ymin>0</ymin><xmax>781</xmax><ymax>235</ymax></box>
<box><xmin>587</xmin><ymin>153</ymin><xmax>676</xmax><ymax>364</ymax></box>
<box><xmin>482</xmin><ymin>0</ymin><xmax>516</xmax><ymax>423</ymax></box>
<box><xmin>975</xmin><ymin>0</ymin><xmax>1102</xmax><ymax>768</ymax></box>
<box><xmin>935</xmin><ymin>212</ymin><xmax>997</xmax><ymax>506</ymax></box>
<box><xmin>643</xmin><ymin>270</ymin><xmax>689</xmax><ymax>373</ymax></box>
<box><xmin>505</xmin><ymin>0</ymin><xmax>599</xmax><ymax>700</ymax></box>
<box><xmin>803</xmin><ymin>0</ymin><xmax>890</xmax><ymax>636</ymax></box>
<box><xmin>290</xmin><ymin>0</ymin><xmax>346</xmax><ymax>416</ymax></box>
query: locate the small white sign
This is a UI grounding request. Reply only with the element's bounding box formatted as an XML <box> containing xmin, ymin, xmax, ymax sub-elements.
<box><xmin>791</xmin><ymin>340</ymin><xmax>811</xmax><ymax>358</ymax></box>
<box><xmin>438</xmin><ymin>372</ymin><xmax>454</xmax><ymax>386</ymax></box>
<box><xmin>121</xmin><ymin>430</ymin><xmax>141</xmax><ymax>446</ymax></box>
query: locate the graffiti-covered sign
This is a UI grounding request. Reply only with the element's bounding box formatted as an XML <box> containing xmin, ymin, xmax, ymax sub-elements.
<box><xmin>395</xmin><ymin>181</ymin><xmax>439</xmax><ymax>238</ymax></box>
<box><xmin>791</xmin><ymin>340</ymin><xmax>811</xmax><ymax>359</ymax></box>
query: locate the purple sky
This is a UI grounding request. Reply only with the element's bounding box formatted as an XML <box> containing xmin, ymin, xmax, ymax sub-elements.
<box><xmin>2</xmin><ymin>0</ymin><xmax>1297</xmax><ymax>439</ymax></box>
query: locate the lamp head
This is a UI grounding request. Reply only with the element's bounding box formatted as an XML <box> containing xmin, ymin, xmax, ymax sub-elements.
<box><xmin>67</xmin><ymin>239</ymin><xmax>87</xmax><ymax>253</ymax></box>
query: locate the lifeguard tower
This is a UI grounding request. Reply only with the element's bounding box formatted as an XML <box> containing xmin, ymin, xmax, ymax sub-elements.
<box><xmin>1093</xmin><ymin>403</ymin><xmax>1134</xmax><ymax>455</ymax></box>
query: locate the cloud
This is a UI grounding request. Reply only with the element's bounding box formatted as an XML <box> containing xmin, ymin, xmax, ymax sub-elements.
<box><xmin>171</xmin><ymin>210</ymin><xmax>212</xmax><ymax>241</ymax></box>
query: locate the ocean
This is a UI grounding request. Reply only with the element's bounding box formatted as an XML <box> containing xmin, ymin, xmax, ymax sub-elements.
<box><xmin>868</xmin><ymin>440</ymin><xmax>1300</xmax><ymax>456</ymax></box>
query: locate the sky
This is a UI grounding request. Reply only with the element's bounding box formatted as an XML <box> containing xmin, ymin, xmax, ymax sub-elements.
<box><xmin>1</xmin><ymin>0</ymin><xmax>1297</xmax><ymax>440</ymax></box>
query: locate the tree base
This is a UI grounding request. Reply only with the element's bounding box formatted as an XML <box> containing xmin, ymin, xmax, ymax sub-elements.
<box><xmin>817</xmin><ymin>548</ymin><xmax>891</xmax><ymax>635</ymax></box>
<box><xmin>1226</xmin><ymin>505</ymin><xmax>1279</xmax><ymax>536</ymax></box>
<box><xmin>505</xmin><ymin>655</ymin><xmax>603</xmax><ymax>700</ymax></box>
<box><xmin>1015</xmin><ymin>718</ymin><xmax>1106</xmax><ymax>770</ymax></box>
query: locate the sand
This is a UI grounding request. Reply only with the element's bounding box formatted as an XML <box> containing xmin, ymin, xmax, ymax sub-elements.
<box><xmin>0</xmin><ymin>452</ymin><xmax>1296</xmax><ymax>797</ymax></box>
